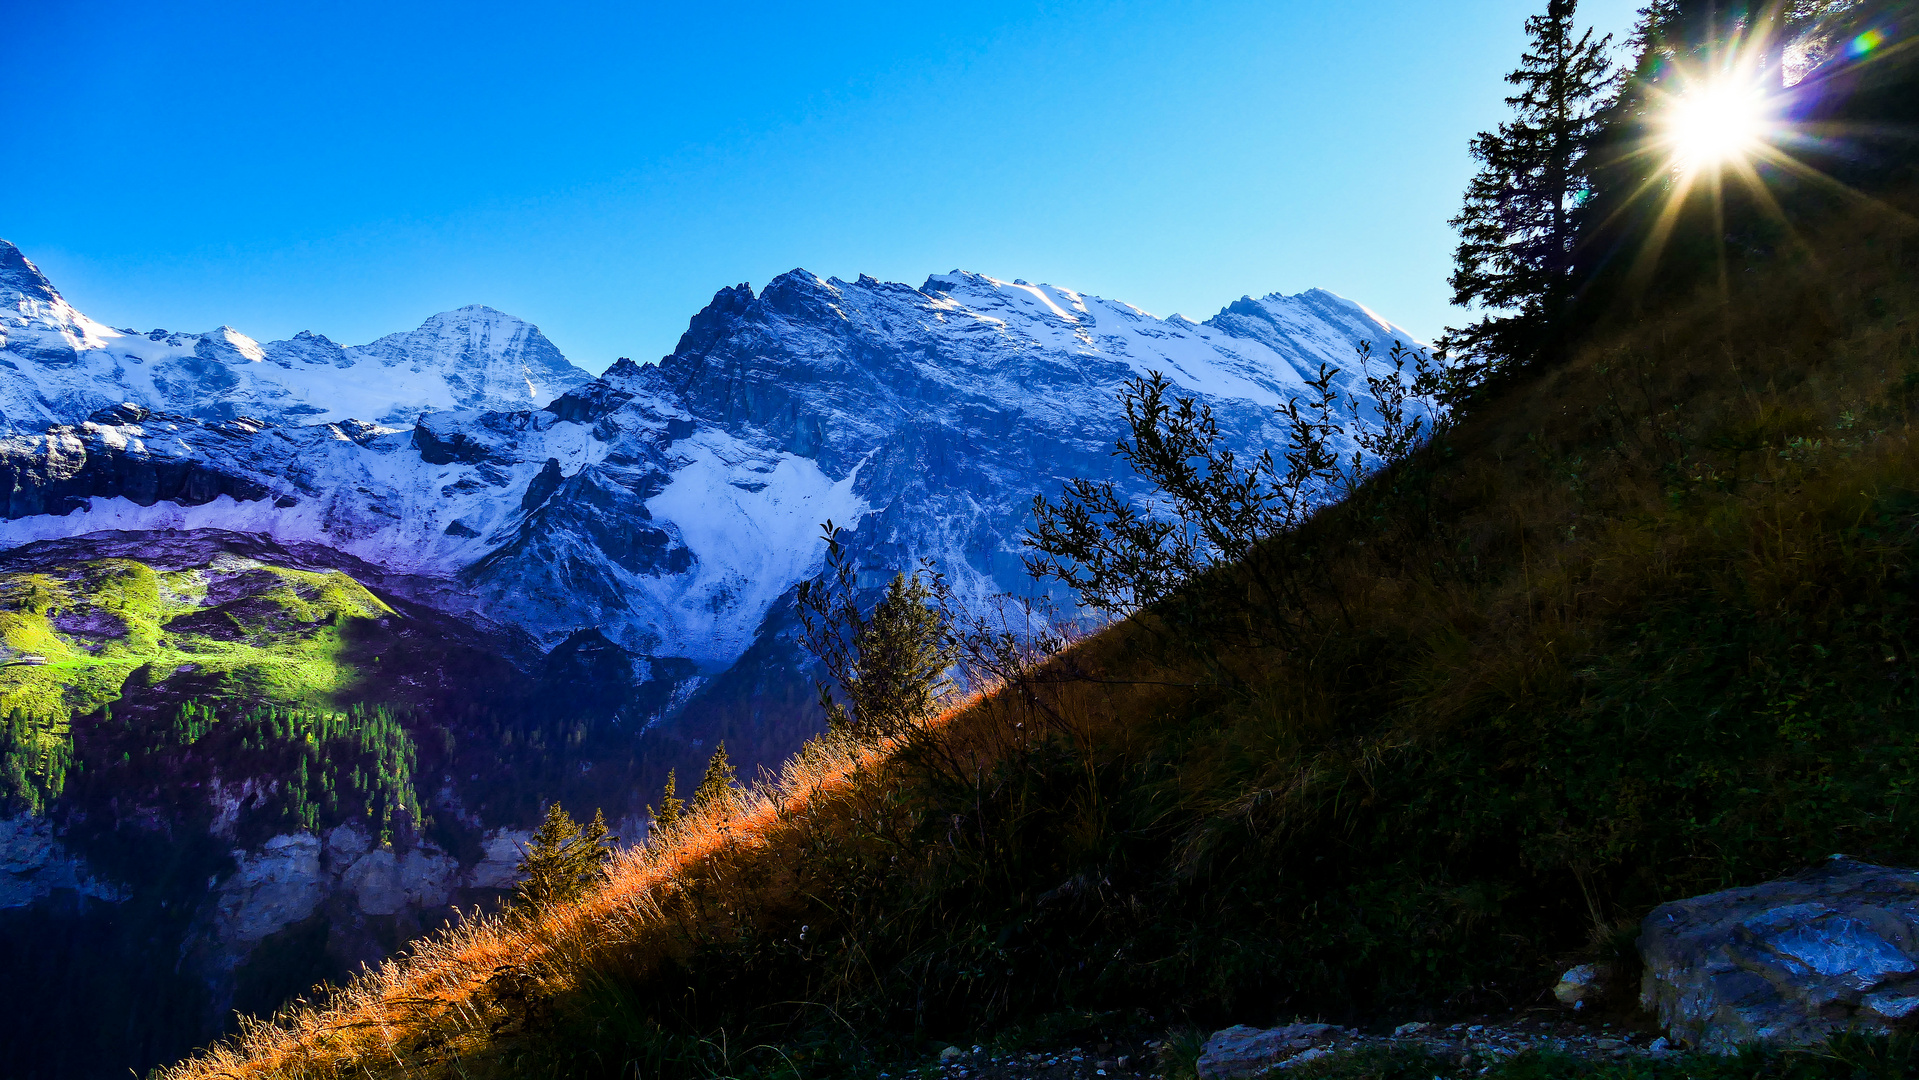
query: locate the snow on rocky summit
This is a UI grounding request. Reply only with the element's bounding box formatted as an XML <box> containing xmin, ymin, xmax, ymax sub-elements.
<box><xmin>0</xmin><ymin>240</ymin><xmax>1427</xmax><ymax>730</ymax></box>
<box><xmin>0</xmin><ymin>240</ymin><xmax>591</xmax><ymax>428</ymax></box>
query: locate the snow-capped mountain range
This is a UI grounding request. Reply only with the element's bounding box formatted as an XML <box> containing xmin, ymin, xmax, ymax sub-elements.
<box><xmin>0</xmin><ymin>242</ymin><xmax>590</xmax><ymax>428</ymax></box>
<box><xmin>0</xmin><ymin>238</ymin><xmax>1426</xmax><ymax>727</ymax></box>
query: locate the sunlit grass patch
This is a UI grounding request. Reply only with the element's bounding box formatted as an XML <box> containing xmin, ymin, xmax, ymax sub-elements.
<box><xmin>0</xmin><ymin>556</ymin><xmax>404</xmax><ymax>810</ymax></box>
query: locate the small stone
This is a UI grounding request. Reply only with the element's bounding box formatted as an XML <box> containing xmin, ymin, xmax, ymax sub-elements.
<box><xmin>1392</xmin><ymin>1022</ymin><xmax>1431</xmax><ymax>1037</ymax></box>
<box><xmin>1648</xmin><ymin>1037</ymin><xmax>1671</xmax><ymax>1053</ymax></box>
<box><xmin>1554</xmin><ymin>962</ymin><xmax>1606</xmax><ymax>1007</ymax></box>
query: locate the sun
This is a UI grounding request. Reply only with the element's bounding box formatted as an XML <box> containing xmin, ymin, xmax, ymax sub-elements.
<box><xmin>1661</xmin><ymin>78</ymin><xmax>1775</xmax><ymax>173</ymax></box>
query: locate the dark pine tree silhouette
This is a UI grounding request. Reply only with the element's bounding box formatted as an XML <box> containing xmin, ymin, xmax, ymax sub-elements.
<box><xmin>647</xmin><ymin>767</ymin><xmax>683</xmax><ymax>837</ymax></box>
<box><xmin>1444</xmin><ymin>0</ymin><xmax>1616</xmax><ymax>385</ymax></box>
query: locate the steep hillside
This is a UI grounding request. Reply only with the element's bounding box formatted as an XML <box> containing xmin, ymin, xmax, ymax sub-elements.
<box><xmin>154</xmin><ymin>188</ymin><xmax>1919</xmax><ymax>1080</ymax></box>
<box><xmin>0</xmin><ymin>531</ymin><xmax>554</xmax><ymax>1080</ymax></box>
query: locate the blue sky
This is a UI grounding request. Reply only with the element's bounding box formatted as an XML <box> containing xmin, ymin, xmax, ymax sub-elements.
<box><xmin>5</xmin><ymin>0</ymin><xmax>1643</xmax><ymax>375</ymax></box>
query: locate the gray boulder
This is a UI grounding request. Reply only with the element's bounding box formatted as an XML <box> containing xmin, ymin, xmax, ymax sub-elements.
<box><xmin>1196</xmin><ymin>1023</ymin><xmax>1337</xmax><ymax>1079</ymax></box>
<box><xmin>1640</xmin><ymin>858</ymin><xmax>1919</xmax><ymax>1051</ymax></box>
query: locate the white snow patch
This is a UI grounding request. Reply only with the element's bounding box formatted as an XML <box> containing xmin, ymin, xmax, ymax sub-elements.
<box><xmin>641</xmin><ymin>435</ymin><xmax>868</xmax><ymax>666</ymax></box>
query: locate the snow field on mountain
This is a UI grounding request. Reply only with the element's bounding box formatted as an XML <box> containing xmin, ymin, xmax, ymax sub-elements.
<box><xmin>641</xmin><ymin>433</ymin><xmax>869</xmax><ymax>667</ymax></box>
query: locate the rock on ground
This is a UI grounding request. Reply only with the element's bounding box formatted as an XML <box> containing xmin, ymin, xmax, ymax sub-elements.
<box><xmin>1196</xmin><ymin>1024</ymin><xmax>1337</xmax><ymax>1079</ymax></box>
<box><xmin>1640</xmin><ymin>857</ymin><xmax>1919</xmax><ymax>1052</ymax></box>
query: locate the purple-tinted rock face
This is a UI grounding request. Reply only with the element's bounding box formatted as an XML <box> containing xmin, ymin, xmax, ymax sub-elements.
<box><xmin>1640</xmin><ymin>858</ymin><xmax>1919</xmax><ymax>1051</ymax></box>
<box><xmin>0</xmin><ymin>240</ymin><xmax>61</xmax><ymax>305</ymax></box>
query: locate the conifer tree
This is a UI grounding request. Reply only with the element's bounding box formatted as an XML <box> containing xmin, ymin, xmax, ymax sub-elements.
<box><xmin>797</xmin><ymin>523</ymin><xmax>953</xmax><ymax>741</ymax></box>
<box><xmin>647</xmin><ymin>767</ymin><xmax>683</xmax><ymax>835</ymax></box>
<box><xmin>581</xmin><ymin>807</ymin><xmax>611</xmax><ymax>863</ymax></box>
<box><xmin>692</xmin><ymin>742</ymin><xmax>736</xmax><ymax>811</ymax></box>
<box><xmin>847</xmin><ymin>571</ymin><xmax>950</xmax><ymax>737</ymax></box>
<box><xmin>1444</xmin><ymin>0</ymin><xmax>1616</xmax><ymax>383</ymax></box>
<box><xmin>513</xmin><ymin>801</ymin><xmax>615</xmax><ymax>912</ymax></box>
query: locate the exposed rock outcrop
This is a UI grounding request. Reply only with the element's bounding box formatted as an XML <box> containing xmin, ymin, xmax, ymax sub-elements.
<box><xmin>1639</xmin><ymin>857</ymin><xmax>1919</xmax><ymax>1051</ymax></box>
<box><xmin>1196</xmin><ymin>1023</ymin><xmax>1337</xmax><ymax>1079</ymax></box>
<box><xmin>0</xmin><ymin>815</ymin><xmax>126</xmax><ymax>908</ymax></box>
<box><xmin>206</xmin><ymin>824</ymin><xmax>531</xmax><ymax>952</ymax></box>
<box><xmin>0</xmin><ymin>421</ymin><xmax>270</xmax><ymax>519</ymax></box>
<box><xmin>211</xmin><ymin>832</ymin><xmax>328</xmax><ymax>948</ymax></box>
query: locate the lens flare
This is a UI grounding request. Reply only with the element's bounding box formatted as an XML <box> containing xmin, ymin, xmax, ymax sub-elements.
<box><xmin>1608</xmin><ymin>4</ymin><xmax>1912</xmax><ymax>303</ymax></box>
<box><xmin>1663</xmin><ymin>79</ymin><xmax>1774</xmax><ymax>172</ymax></box>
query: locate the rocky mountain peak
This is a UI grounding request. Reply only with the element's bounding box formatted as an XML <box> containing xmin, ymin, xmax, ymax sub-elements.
<box><xmin>0</xmin><ymin>240</ymin><xmax>61</xmax><ymax>306</ymax></box>
<box><xmin>1204</xmin><ymin>288</ymin><xmax>1422</xmax><ymax>364</ymax></box>
<box><xmin>196</xmin><ymin>326</ymin><xmax>268</xmax><ymax>364</ymax></box>
<box><xmin>0</xmin><ymin>236</ymin><xmax>62</xmax><ymax>305</ymax></box>
<box><xmin>351</xmin><ymin>305</ymin><xmax>591</xmax><ymax>414</ymax></box>
<box><xmin>757</xmin><ymin>270</ymin><xmax>846</xmax><ymax>323</ymax></box>
<box><xmin>669</xmin><ymin>283</ymin><xmax>757</xmax><ymax>359</ymax></box>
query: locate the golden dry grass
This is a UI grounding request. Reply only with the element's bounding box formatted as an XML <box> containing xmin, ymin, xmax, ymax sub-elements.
<box><xmin>157</xmin><ymin>666</ymin><xmax>1147</xmax><ymax>1078</ymax></box>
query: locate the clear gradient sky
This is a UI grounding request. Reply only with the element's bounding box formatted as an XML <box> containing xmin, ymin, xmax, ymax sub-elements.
<box><xmin>5</xmin><ymin>0</ymin><xmax>1644</xmax><ymax>375</ymax></box>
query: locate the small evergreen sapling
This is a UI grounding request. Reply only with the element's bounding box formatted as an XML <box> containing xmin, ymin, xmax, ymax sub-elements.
<box><xmin>647</xmin><ymin>767</ymin><xmax>683</xmax><ymax>836</ymax></box>
<box><xmin>513</xmin><ymin>802</ymin><xmax>614</xmax><ymax>912</ymax></box>
<box><xmin>796</xmin><ymin>524</ymin><xmax>954</xmax><ymax>741</ymax></box>
<box><xmin>692</xmin><ymin>742</ymin><xmax>736</xmax><ymax>811</ymax></box>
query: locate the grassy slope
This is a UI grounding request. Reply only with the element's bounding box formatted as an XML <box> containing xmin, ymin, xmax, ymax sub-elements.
<box><xmin>0</xmin><ymin>558</ymin><xmax>390</xmax><ymax>714</ymax></box>
<box><xmin>0</xmin><ymin>556</ymin><xmax>398</xmax><ymax>815</ymax></box>
<box><xmin>157</xmin><ymin>193</ymin><xmax>1919</xmax><ymax>1079</ymax></box>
